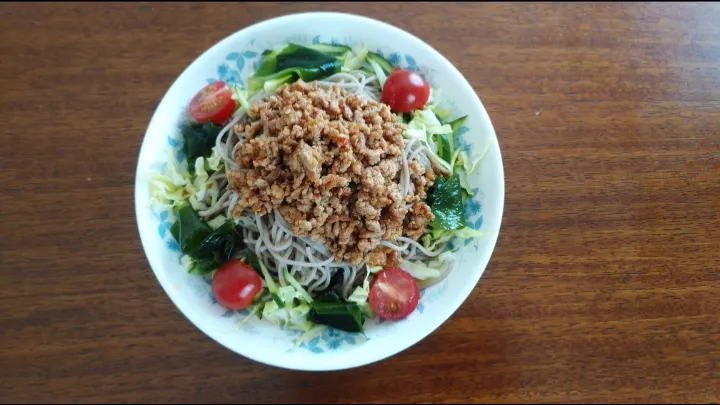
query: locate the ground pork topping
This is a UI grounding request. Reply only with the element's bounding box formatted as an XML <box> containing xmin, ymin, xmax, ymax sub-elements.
<box><xmin>228</xmin><ymin>80</ymin><xmax>436</xmax><ymax>266</ymax></box>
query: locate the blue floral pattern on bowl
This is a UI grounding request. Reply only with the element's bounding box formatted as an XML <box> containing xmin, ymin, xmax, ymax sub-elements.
<box><xmin>152</xmin><ymin>34</ymin><xmax>484</xmax><ymax>353</ymax></box>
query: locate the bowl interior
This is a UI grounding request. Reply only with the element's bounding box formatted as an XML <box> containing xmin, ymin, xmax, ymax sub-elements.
<box><xmin>134</xmin><ymin>12</ymin><xmax>504</xmax><ymax>371</ymax></box>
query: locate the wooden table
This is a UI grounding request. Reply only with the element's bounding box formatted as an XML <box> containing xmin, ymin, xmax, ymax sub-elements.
<box><xmin>2</xmin><ymin>2</ymin><xmax>719</xmax><ymax>403</ymax></box>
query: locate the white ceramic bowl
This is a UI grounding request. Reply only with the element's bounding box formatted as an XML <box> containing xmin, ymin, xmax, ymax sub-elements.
<box><xmin>134</xmin><ymin>12</ymin><xmax>504</xmax><ymax>371</ymax></box>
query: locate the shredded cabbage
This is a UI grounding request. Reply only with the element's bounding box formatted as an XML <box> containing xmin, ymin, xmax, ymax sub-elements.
<box><xmin>405</xmin><ymin>109</ymin><xmax>452</xmax><ymax>142</ymax></box>
<box><xmin>367</xmin><ymin>58</ymin><xmax>387</xmax><ymax>86</ymax></box>
<box><xmin>263</xmin><ymin>74</ymin><xmax>293</xmax><ymax>93</ymax></box>
<box><xmin>230</xmin><ymin>83</ymin><xmax>250</xmax><ymax>112</ymax></box>
<box><xmin>403</xmin><ymin>108</ymin><xmax>454</xmax><ymax>174</ymax></box>
<box><xmin>283</xmin><ymin>268</ymin><xmax>314</xmax><ymax>304</ymax></box>
<box><xmin>147</xmin><ymin>147</ymin><xmax>227</xmax><ymax>212</ymax></box>
<box><xmin>458</xmin><ymin>170</ymin><xmax>473</xmax><ymax>196</ymax></box>
<box><xmin>343</xmin><ymin>47</ymin><xmax>369</xmax><ymax>71</ymax></box>
<box><xmin>403</xmin><ymin>250</ymin><xmax>459</xmax><ymax>281</ymax></box>
<box><xmin>454</xmin><ymin>227</ymin><xmax>485</xmax><ymax>238</ymax></box>
<box><xmin>423</xmin><ymin>225</ymin><xmax>485</xmax><ymax>252</ymax></box>
<box><xmin>261</xmin><ymin>298</ymin><xmax>313</xmax><ymax>332</ymax></box>
<box><xmin>236</xmin><ymin>304</ymin><xmax>262</xmax><ymax>328</ymax></box>
<box><xmin>192</xmin><ymin>157</ymin><xmax>209</xmax><ymax>200</ymax></box>
<box><xmin>288</xmin><ymin>303</ymin><xmax>314</xmax><ymax>331</ymax></box>
<box><xmin>258</xmin><ymin>269</ymin><xmax>316</xmax><ymax>332</ymax></box>
<box><xmin>401</xmin><ymin>260</ymin><xmax>443</xmax><ymax>280</ymax></box>
<box><xmin>427</xmin><ymin>232</ymin><xmax>453</xmax><ymax>250</ymax></box>
<box><xmin>207</xmin><ymin>215</ymin><xmax>227</xmax><ymax>230</ymax></box>
<box><xmin>347</xmin><ymin>270</ymin><xmax>372</xmax><ymax>306</ymax></box>
<box><xmin>206</xmin><ymin>147</ymin><xmax>224</xmax><ymax>172</ymax></box>
<box><xmin>146</xmin><ymin>150</ymin><xmax>190</xmax><ymax>209</ymax></box>
<box><xmin>292</xmin><ymin>325</ymin><xmax>327</xmax><ymax>350</ymax></box>
<box><xmin>277</xmin><ymin>285</ymin><xmax>299</xmax><ymax>304</ymax></box>
<box><xmin>262</xmin><ymin>301</ymin><xmax>285</xmax><ymax>325</ymax></box>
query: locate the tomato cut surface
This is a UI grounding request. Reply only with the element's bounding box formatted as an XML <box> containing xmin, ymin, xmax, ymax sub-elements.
<box><xmin>369</xmin><ymin>267</ymin><xmax>420</xmax><ymax>321</ymax></box>
<box><xmin>188</xmin><ymin>80</ymin><xmax>235</xmax><ymax>124</ymax></box>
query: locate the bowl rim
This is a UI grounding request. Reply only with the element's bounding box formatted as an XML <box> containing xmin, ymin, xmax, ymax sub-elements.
<box><xmin>134</xmin><ymin>11</ymin><xmax>505</xmax><ymax>371</ymax></box>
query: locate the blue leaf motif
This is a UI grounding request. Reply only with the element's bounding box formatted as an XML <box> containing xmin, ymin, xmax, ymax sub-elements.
<box><xmin>447</xmin><ymin>239</ymin><xmax>456</xmax><ymax>250</ymax></box>
<box><xmin>228</xmin><ymin>72</ymin><xmax>243</xmax><ymax>86</ymax></box>
<box><xmin>167</xmin><ymin>137</ymin><xmax>179</xmax><ymax>148</ymax></box>
<box><xmin>387</xmin><ymin>53</ymin><xmax>401</xmax><ymax>67</ymax></box>
<box><xmin>225</xmin><ymin>52</ymin><xmax>242</xmax><ymax>61</ymax></box>
<box><xmin>473</xmin><ymin>216</ymin><xmax>484</xmax><ymax>230</ymax></box>
<box><xmin>176</xmin><ymin>149</ymin><xmax>185</xmax><ymax>165</ymax></box>
<box><xmin>375</xmin><ymin>49</ymin><xmax>384</xmax><ymax>57</ymax></box>
<box><xmin>158</xmin><ymin>222</ymin><xmax>168</xmax><ymax>239</ymax></box>
<box><xmin>220</xmin><ymin>310</ymin><xmax>234</xmax><ymax>318</ymax></box>
<box><xmin>464</xmin><ymin>198</ymin><xmax>482</xmax><ymax>219</ymax></box>
<box><xmin>304</xmin><ymin>336</ymin><xmax>324</xmax><ymax>353</ymax></box>
<box><xmin>224</xmin><ymin>52</ymin><xmax>245</xmax><ymax>72</ymax></box>
<box><xmin>160</xmin><ymin>211</ymin><xmax>169</xmax><ymax>221</ymax></box>
<box><xmin>312</xmin><ymin>35</ymin><xmax>320</xmax><ymax>44</ymax></box>
<box><xmin>242</xmin><ymin>50</ymin><xmax>258</xmax><ymax>58</ymax></box>
<box><xmin>454</xmin><ymin>126</ymin><xmax>471</xmax><ymax>152</ymax></box>
<box><xmin>328</xmin><ymin>339</ymin><xmax>343</xmax><ymax>350</ymax></box>
<box><xmin>330</xmin><ymin>38</ymin><xmax>340</xmax><ymax>46</ymax></box>
<box><xmin>252</xmin><ymin>60</ymin><xmax>261</xmax><ymax>72</ymax></box>
<box><xmin>405</xmin><ymin>55</ymin><xmax>418</xmax><ymax>69</ymax></box>
<box><xmin>209</xmin><ymin>293</ymin><xmax>218</xmax><ymax>305</ymax></box>
<box><xmin>217</xmin><ymin>64</ymin><xmax>241</xmax><ymax>84</ymax></box>
<box><xmin>166</xmin><ymin>239</ymin><xmax>181</xmax><ymax>253</ymax></box>
<box><xmin>206</xmin><ymin>77</ymin><xmax>216</xmax><ymax>84</ymax></box>
<box><xmin>238</xmin><ymin>308</ymin><xmax>251</xmax><ymax>316</ymax></box>
<box><xmin>417</xmin><ymin>302</ymin><xmax>425</xmax><ymax>314</ymax></box>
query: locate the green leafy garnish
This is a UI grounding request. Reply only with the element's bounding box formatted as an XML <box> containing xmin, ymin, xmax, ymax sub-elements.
<box><xmin>181</xmin><ymin>121</ymin><xmax>222</xmax><ymax>171</ymax></box>
<box><xmin>308</xmin><ymin>301</ymin><xmax>365</xmax><ymax>333</ymax></box>
<box><xmin>428</xmin><ymin>174</ymin><xmax>466</xmax><ymax>231</ymax></box>
<box><xmin>238</xmin><ymin>248</ymin><xmax>262</xmax><ymax>274</ymax></box>
<box><xmin>306</xmin><ymin>43</ymin><xmax>352</xmax><ymax>56</ymax></box>
<box><xmin>248</xmin><ymin>43</ymin><xmax>342</xmax><ymax>92</ymax></box>
<box><xmin>366</xmin><ymin>51</ymin><xmax>394</xmax><ymax>74</ymax></box>
<box><xmin>433</xmin><ymin>133</ymin><xmax>453</xmax><ymax>163</ymax></box>
<box><xmin>306</xmin><ymin>290</ymin><xmax>366</xmax><ymax>334</ymax></box>
<box><xmin>448</xmin><ymin>115</ymin><xmax>467</xmax><ymax>133</ymax></box>
<box><xmin>169</xmin><ymin>203</ymin><xmax>243</xmax><ymax>274</ymax></box>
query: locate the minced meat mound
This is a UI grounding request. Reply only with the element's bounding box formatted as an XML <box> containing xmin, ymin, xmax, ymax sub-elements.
<box><xmin>228</xmin><ymin>80</ymin><xmax>435</xmax><ymax>266</ymax></box>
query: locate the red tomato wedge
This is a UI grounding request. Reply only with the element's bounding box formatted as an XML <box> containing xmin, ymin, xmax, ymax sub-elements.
<box><xmin>369</xmin><ymin>267</ymin><xmax>420</xmax><ymax>321</ymax></box>
<box><xmin>188</xmin><ymin>80</ymin><xmax>235</xmax><ymax>124</ymax></box>
<box><xmin>381</xmin><ymin>68</ymin><xmax>431</xmax><ymax>113</ymax></box>
<box><xmin>211</xmin><ymin>259</ymin><xmax>262</xmax><ymax>310</ymax></box>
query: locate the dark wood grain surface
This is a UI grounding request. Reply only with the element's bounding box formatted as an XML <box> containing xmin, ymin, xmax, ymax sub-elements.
<box><xmin>1</xmin><ymin>2</ymin><xmax>719</xmax><ymax>403</ymax></box>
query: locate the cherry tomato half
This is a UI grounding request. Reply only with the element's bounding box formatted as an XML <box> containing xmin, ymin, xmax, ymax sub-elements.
<box><xmin>188</xmin><ymin>80</ymin><xmax>236</xmax><ymax>124</ymax></box>
<box><xmin>369</xmin><ymin>266</ymin><xmax>420</xmax><ymax>321</ymax></box>
<box><xmin>381</xmin><ymin>68</ymin><xmax>431</xmax><ymax>113</ymax></box>
<box><xmin>211</xmin><ymin>259</ymin><xmax>262</xmax><ymax>310</ymax></box>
